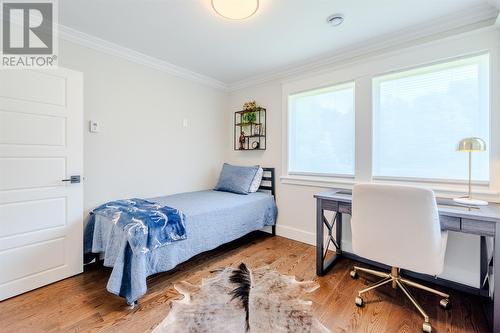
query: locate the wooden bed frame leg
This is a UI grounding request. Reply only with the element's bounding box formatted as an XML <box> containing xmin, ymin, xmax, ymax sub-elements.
<box><xmin>272</xmin><ymin>225</ymin><xmax>276</xmax><ymax>236</ymax></box>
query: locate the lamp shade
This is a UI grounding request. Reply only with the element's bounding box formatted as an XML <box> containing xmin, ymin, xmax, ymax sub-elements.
<box><xmin>456</xmin><ymin>137</ymin><xmax>486</xmax><ymax>152</ymax></box>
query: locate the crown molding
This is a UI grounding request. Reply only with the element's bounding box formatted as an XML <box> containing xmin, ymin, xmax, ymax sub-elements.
<box><xmin>487</xmin><ymin>0</ymin><xmax>500</xmax><ymax>9</ymax></box>
<box><xmin>57</xmin><ymin>3</ymin><xmax>498</xmax><ymax>93</ymax></box>
<box><xmin>58</xmin><ymin>24</ymin><xmax>229</xmax><ymax>91</ymax></box>
<box><xmin>228</xmin><ymin>3</ymin><xmax>499</xmax><ymax>91</ymax></box>
<box><xmin>487</xmin><ymin>0</ymin><xmax>500</xmax><ymax>25</ymax></box>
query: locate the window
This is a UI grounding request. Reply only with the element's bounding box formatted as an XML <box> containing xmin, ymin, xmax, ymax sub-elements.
<box><xmin>288</xmin><ymin>82</ymin><xmax>355</xmax><ymax>176</ymax></box>
<box><xmin>373</xmin><ymin>54</ymin><xmax>490</xmax><ymax>182</ymax></box>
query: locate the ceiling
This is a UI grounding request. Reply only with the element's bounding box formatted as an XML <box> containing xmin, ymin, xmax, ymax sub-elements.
<box><xmin>60</xmin><ymin>0</ymin><xmax>498</xmax><ymax>85</ymax></box>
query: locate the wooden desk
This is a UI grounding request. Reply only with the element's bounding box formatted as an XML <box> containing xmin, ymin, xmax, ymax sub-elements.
<box><xmin>314</xmin><ymin>189</ymin><xmax>500</xmax><ymax>332</ymax></box>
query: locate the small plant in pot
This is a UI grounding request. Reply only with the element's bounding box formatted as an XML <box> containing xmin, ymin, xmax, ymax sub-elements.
<box><xmin>242</xmin><ymin>112</ymin><xmax>257</xmax><ymax>124</ymax></box>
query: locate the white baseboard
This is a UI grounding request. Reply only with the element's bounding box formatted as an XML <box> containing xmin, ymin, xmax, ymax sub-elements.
<box><xmin>275</xmin><ymin>225</ymin><xmax>316</xmax><ymax>246</ymax></box>
<box><xmin>274</xmin><ymin>225</ymin><xmax>353</xmax><ymax>251</ymax></box>
<box><xmin>271</xmin><ymin>225</ymin><xmax>352</xmax><ymax>250</ymax></box>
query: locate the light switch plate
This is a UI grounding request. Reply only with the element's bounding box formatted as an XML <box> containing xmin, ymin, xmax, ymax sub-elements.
<box><xmin>182</xmin><ymin>118</ymin><xmax>189</xmax><ymax>128</ymax></box>
<box><xmin>89</xmin><ymin>120</ymin><xmax>100</xmax><ymax>133</ymax></box>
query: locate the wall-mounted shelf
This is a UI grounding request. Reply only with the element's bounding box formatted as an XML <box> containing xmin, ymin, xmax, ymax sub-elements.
<box><xmin>234</xmin><ymin>108</ymin><xmax>266</xmax><ymax>151</ymax></box>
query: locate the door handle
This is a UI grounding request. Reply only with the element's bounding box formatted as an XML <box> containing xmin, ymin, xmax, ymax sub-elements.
<box><xmin>62</xmin><ymin>175</ymin><xmax>81</xmax><ymax>184</ymax></box>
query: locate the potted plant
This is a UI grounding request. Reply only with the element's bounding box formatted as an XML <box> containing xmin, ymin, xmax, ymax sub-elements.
<box><xmin>242</xmin><ymin>111</ymin><xmax>257</xmax><ymax>124</ymax></box>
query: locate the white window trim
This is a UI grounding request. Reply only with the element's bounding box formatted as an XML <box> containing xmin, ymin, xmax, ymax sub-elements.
<box><xmin>372</xmin><ymin>175</ymin><xmax>489</xmax><ymax>186</ymax></box>
<box><xmin>281</xmin><ymin>28</ymin><xmax>500</xmax><ymax>202</ymax></box>
<box><xmin>288</xmin><ymin>171</ymin><xmax>355</xmax><ymax>179</ymax></box>
<box><xmin>372</xmin><ymin>52</ymin><xmax>490</xmax><ymax>183</ymax></box>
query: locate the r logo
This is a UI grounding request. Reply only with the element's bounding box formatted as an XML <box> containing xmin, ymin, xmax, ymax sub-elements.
<box><xmin>2</xmin><ymin>2</ymin><xmax>53</xmax><ymax>54</ymax></box>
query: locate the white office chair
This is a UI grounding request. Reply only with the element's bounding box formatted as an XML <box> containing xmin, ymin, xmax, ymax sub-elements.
<box><xmin>350</xmin><ymin>184</ymin><xmax>450</xmax><ymax>333</ymax></box>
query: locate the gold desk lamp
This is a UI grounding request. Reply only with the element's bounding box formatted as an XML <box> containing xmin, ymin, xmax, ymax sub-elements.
<box><xmin>454</xmin><ymin>137</ymin><xmax>488</xmax><ymax>206</ymax></box>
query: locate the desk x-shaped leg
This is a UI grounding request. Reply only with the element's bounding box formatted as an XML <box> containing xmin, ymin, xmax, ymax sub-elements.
<box><xmin>316</xmin><ymin>199</ymin><xmax>343</xmax><ymax>276</ymax></box>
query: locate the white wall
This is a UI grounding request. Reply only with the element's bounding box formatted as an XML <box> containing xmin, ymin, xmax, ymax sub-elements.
<box><xmin>59</xmin><ymin>40</ymin><xmax>228</xmax><ymax>213</ymax></box>
<box><xmin>226</xmin><ymin>27</ymin><xmax>500</xmax><ymax>288</ymax></box>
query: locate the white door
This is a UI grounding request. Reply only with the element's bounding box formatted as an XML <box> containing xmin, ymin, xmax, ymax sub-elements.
<box><xmin>0</xmin><ymin>68</ymin><xmax>83</xmax><ymax>300</ymax></box>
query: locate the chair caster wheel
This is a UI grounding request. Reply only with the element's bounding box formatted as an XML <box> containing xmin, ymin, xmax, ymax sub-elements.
<box><xmin>439</xmin><ymin>298</ymin><xmax>451</xmax><ymax>310</ymax></box>
<box><xmin>422</xmin><ymin>321</ymin><xmax>432</xmax><ymax>332</ymax></box>
<box><xmin>350</xmin><ymin>270</ymin><xmax>358</xmax><ymax>279</ymax></box>
<box><xmin>355</xmin><ymin>296</ymin><xmax>364</xmax><ymax>307</ymax></box>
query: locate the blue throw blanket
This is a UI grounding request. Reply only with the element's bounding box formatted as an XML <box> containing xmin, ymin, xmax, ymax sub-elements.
<box><xmin>90</xmin><ymin>198</ymin><xmax>187</xmax><ymax>255</ymax></box>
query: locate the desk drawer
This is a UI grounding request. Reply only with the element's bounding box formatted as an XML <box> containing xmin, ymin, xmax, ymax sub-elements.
<box><xmin>461</xmin><ymin>219</ymin><xmax>495</xmax><ymax>236</ymax></box>
<box><xmin>440</xmin><ymin>215</ymin><xmax>461</xmax><ymax>231</ymax></box>
<box><xmin>321</xmin><ymin>200</ymin><xmax>338</xmax><ymax>211</ymax></box>
<box><xmin>339</xmin><ymin>203</ymin><xmax>352</xmax><ymax>215</ymax></box>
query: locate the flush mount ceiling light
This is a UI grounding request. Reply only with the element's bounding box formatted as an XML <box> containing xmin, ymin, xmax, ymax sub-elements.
<box><xmin>211</xmin><ymin>0</ymin><xmax>259</xmax><ymax>20</ymax></box>
<box><xmin>326</xmin><ymin>13</ymin><xmax>345</xmax><ymax>27</ymax></box>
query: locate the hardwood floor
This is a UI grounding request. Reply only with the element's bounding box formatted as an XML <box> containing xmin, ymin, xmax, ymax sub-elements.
<box><xmin>0</xmin><ymin>232</ymin><xmax>489</xmax><ymax>333</ymax></box>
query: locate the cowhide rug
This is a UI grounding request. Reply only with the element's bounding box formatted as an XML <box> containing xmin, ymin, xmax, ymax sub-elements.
<box><xmin>152</xmin><ymin>263</ymin><xmax>330</xmax><ymax>333</ymax></box>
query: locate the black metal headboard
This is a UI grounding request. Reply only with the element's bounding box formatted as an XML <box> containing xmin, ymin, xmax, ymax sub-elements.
<box><xmin>258</xmin><ymin>167</ymin><xmax>276</xmax><ymax>198</ymax></box>
<box><xmin>259</xmin><ymin>167</ymin><xmax>276</xmax><ymax>236</ymax></box>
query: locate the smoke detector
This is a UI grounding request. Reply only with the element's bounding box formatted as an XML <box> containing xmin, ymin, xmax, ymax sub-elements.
<box><xmin>327</xmin><ymin>14</ymin><xmax>344</xmax><ymax>27</ymax></box>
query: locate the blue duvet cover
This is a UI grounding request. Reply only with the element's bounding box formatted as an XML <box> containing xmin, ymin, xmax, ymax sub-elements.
<box><xmin>84</xmin><ymin>190</ymin><xmax>277</xmax><ymax>304</ymax></box>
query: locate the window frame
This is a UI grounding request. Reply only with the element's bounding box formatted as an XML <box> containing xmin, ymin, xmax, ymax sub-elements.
<box><xmin>371</xmin><ymin>53</ymin><xmax>490</xmax><ymax>184</ymax></box>
<box><xmin>281</xmin><ymin>31</ymin><xmax>500</xmax><ymax>201</ymax></box>
<box><xmin>287</xmin><ymin>81</ymin><xmax>356</xmax><ymax>178</ymax></box>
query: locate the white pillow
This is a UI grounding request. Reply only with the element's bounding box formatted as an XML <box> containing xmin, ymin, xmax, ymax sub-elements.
<box><xmin>249</xmin><ymin>167</ymin><xmax>263</xmax><ymax>193</ymax></box>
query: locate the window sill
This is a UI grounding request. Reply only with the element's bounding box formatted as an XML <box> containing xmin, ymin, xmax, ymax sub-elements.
<box><xmin>372</xmin><ymin>177</ymin><xmax>498</xmax><ymax>197</ymax></box>
<box><xmin>280</xmin><ymin>175</ymin><xmax>355</xmax><ymax>189</ymax></box>
<box><xmin>280</xmin><ymin>174</ymin><xmax>500</xmax><ymax>201</ymax></box>
<box><xmin>373</xmin><ymin>176</ymin><xmax>489</xmax><ymax>186</ymax></box>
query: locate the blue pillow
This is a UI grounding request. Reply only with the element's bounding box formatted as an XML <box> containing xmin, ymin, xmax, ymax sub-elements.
<box><xmin>214</xmin><ymin>163</ymin><xmax>259</xmax><ymax>195</ymax></box>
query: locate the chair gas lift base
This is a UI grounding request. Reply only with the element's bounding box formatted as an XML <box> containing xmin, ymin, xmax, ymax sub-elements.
<box><xmin>350</xmin><ymin>266</ymin><xmax>451</xmax><ymax>333</ymax></box>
